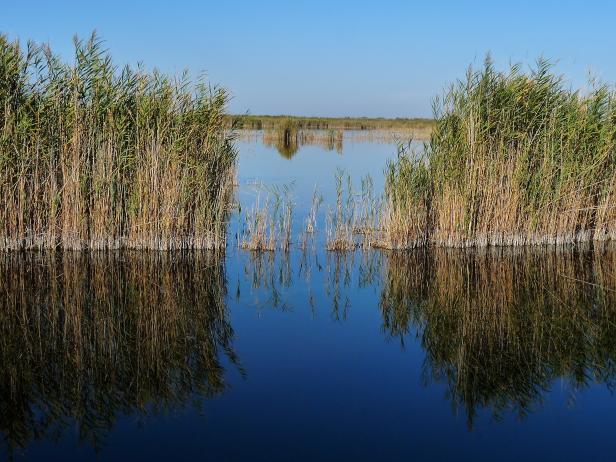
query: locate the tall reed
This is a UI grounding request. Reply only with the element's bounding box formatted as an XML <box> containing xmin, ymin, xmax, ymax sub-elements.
<box><xmin>381</xmin><ymin>58</ymin><xmax>616</xmax><ymax>248</ymax></box>
<box><xmin>0</xmin><ymin>33</ymin><xmax>236</xmax><ymax>250</ymax></box>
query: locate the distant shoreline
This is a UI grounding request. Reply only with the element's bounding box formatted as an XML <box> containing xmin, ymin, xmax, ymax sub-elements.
<box><xmin>226</xmin><ymin>114</ymin><xmax>434</xmax><ymax>132</ymax></box>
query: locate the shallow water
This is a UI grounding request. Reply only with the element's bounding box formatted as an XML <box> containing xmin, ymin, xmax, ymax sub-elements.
<box><xmin>2</xmin><ymin>133</ymin><xmax>616</xmax><ymax>461</ymax></box>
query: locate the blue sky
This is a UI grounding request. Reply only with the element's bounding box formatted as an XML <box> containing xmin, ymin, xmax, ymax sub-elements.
<box><xmin>3</xmin><ymin>0</ymin><xmax>616</xmax><ymax>117</ymax></box>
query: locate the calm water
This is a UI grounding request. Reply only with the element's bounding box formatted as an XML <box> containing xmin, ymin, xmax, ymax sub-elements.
<box><xmin>2</xmin><ymin>133</ymin><xmax>616</xmax><ymax>461</ymax></box>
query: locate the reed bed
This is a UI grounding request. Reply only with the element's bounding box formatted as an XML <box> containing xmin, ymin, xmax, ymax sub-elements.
<box><xmin>344</xmin><ymin>128</ymin><xmax>430</xmax><ymax>143</ymax></box>
<box><xmin>239</xmin><ymin>171</ymin><xmax>378</xmax><ymax>253</ymax></box>
<box><xmin>380</xmin><ymin>58</ymin><xmax>616</xmax><ymax>248</ymax></box>
<box><xmin>261</xmin><ymin>125</ymin><xmax>344</xmax><ymax>157</ymax></box>
<box><xmin>235</xmin><ymin>128</ymin><xmax>429</xmax><ymax>157</ymax></box>
<box><xmin>262</xmin><ymin>118</ymin><xmax>300</xmax><ymax>158</ymax></box>
<box><xmin>0</xmin><ymin>33</ymin><xmax>236</xmax><ymax>251</ymax></box>
<box><xmin>326</xmin><ymin>171</ymin><xmax>380</xmax><ymax>251</ymax></box>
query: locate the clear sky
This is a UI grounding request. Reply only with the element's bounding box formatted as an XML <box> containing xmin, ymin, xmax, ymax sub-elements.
<box><xmin>3</xmin><ymin>0</ymin><xmax>616</xmax><ymax>118</ymax></box>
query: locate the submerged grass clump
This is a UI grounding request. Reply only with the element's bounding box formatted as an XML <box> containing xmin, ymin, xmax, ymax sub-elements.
<box><xmin>0</xmin><ymin>33</ymin><xmax>236</xmax><ymax>250</ymax></box>
<box><xmin>381</xmin><ymin>58</ymin><xmax>616</xmax><ymax>248</ymax></box>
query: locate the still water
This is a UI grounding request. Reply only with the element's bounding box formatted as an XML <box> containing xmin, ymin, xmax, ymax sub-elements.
<box><xmin>2</xmin><ymin>132</ymin><xmax>616</xmax><ymax>461</ymax></box>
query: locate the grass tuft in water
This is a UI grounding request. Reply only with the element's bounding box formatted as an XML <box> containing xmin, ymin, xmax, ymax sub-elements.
<box><xmin>326</xmin><ymin>169</ymin><xmax>357</xmax><ymax>251</ymax></box>
<box><xmin>240</xmin><ymin>183</ymin><xmax>294</xmax><ymax>252</ymax></box>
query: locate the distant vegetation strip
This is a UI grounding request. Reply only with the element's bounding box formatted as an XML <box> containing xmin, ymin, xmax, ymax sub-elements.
<box><xmin>0</xmin><ymin>33</ymin><xmax>236</xmax><ymax>250</ymax></box>
<box><xmin>227</xmin><ymin>114</ymin><xmax>435</xmax><ymax>132</ymax></box>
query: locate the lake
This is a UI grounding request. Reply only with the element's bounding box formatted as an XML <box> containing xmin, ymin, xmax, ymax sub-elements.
<box><xmin>2</xmin><ymin>131</ymin><xmax>616</xmax><ymax>462</ymax></box>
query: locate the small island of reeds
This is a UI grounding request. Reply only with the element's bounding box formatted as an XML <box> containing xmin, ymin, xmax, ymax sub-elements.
<box><xmin>0</xmin><ymin>33</ymin><xmax>236</xmax><ymax>251</ymax></box>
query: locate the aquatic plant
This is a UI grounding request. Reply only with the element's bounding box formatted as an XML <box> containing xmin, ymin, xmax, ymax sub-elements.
<box><xmin>354</xmin><ymin>175</ymin><xmax>379</xmax><ymax>249</ymax></box>
<box><xmin>262</xmin><ymin>118</ymin><xmax>300</xmax><ymax>158</ymax></box>
<box><xmin>304</xmin><ymin>185</ymin><xmax>323</xmax><ymax>234</ymax></box>
<box><xmin>237</xmin><ymin>127</ymin><xmax>422</xmax><ymax>151</ymax></box>
<box><xmin>326</xmin><ymin>169</ymin><xmax>357</xmax><ymax>251</ymax></box>
<box><xmin>381</xmin><ymin>57</ymin><xmax>616</xmax><ymax>248</ymax></box>
<box><xmin>240</xmin><ymin>183</ymin><xmax>294</xmax><ymax>252</ymax></box>
<box><xmin>0</xmin><ymin>33</ymin><xmax>236</xmax><ymax>250</ymax></box>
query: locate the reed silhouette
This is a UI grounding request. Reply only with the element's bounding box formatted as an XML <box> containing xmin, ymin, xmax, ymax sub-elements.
<box><xmin>2</xmin><ymin>245</ymin><xmax>615</xmax><ymax>457</ymax></box>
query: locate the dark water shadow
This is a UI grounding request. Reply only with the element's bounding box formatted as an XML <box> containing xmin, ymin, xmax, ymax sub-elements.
<box><xmin>379</xmin><ymin>246</ymin><xmax>616</xmax><ymax>427</ymax></box>
<box><xmin>0</xmin><ymin>252</ymin><xmax>240</xmax><ymax>459</ymax></box>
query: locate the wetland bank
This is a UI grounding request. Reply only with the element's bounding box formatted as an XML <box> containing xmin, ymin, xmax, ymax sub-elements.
<box><xmin>1</xmin><ymin>33</ymin><xmax>616</xmax><ymax>462</ymax></box>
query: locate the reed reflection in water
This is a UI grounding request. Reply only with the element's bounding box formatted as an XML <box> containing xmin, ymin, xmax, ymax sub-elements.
<box><xmin>235</xmin><ymin>129</ymin><xmax>419</xmax><ymax>158</ymax></box>
<box><xmin>0</xmin><ymin>252</ymin><xmax>239</xmax><ymax>458</ymax></box>
<box><xmin>234</xmin><ymin>245</ymin><xmax>616</xmax><ymax>427</ymax></box>
<box><xmin>380</xmin><ymin>246</ymin><xmax>616</xmax><ymax>427</ymax></box>
<box><xmin>1</xmin><ymin>246</ymin><xmax>616</xmax><ymax>458</ymax></box>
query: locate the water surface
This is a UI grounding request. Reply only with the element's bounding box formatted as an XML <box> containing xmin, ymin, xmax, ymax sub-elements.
<box><xmin>2</xmin><ymin>131</ymin><xmax>616</xmax><ymax>461</ymax></box>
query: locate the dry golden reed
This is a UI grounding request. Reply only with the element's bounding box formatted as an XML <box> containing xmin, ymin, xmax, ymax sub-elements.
<box><xmin>0</xmin><ymin>33</ymin><xmax>236</xmax><ymax>250</ymax></box>
<box><xmin>380</xmin><ymin>58</ymin><xmax>616</xmax><ymax>248</ymax></box>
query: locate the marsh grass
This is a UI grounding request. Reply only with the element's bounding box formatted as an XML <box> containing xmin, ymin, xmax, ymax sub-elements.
<box><xmin>261</xmin><ymin>126</ymin><xmax>345</xmax><ymax>157</ymax></box>
<box><xmin>262</xmin><ymin>118</ymin><xmax>300</xmax><ymax>158</ymax></box>
<box><xmin>354</xmin><ymin>175</ymin><xmax>379</xmax><ymax>247</ymax></box>
<box><xmin>240</xmin><ymin>183</ymin><xmax>294</xmax><ymax>252</ymax></box>
<box><xmin>381</xmin><ymin>58</ymin><xmax>616</xmax><ymax>248</ymax></box>
<box><xmin>324</xmin><ymin>171</ymin><xmax>380</xmax><ymax>251</ymax></box>
<box><xmin>326</xmin><ymin>169</ymin><xmax>357</xmax><ymax>251</ymax></box>
<box><xmin>0</xmin><ymin>33</ymin><xmax>236</xmax><ymax>251</ymax></box>
<box><xmin>299</xmin><ymin>186</ymin><xmax>323</xmax><ymax>251</ymax></box>
<box><xmin>305</xmin><ymin>186</ymin><xmax>323</xmax><ymax>234</ymax></box>
<box><xmin>228</xmin><ymin>114</ymin><xmax>435</xmax><ymax>135</ymax></box>
<box><xmin>237</xmin><ymin>127</ymin><xmax>428</xmax><ymax>150</ymax></box>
